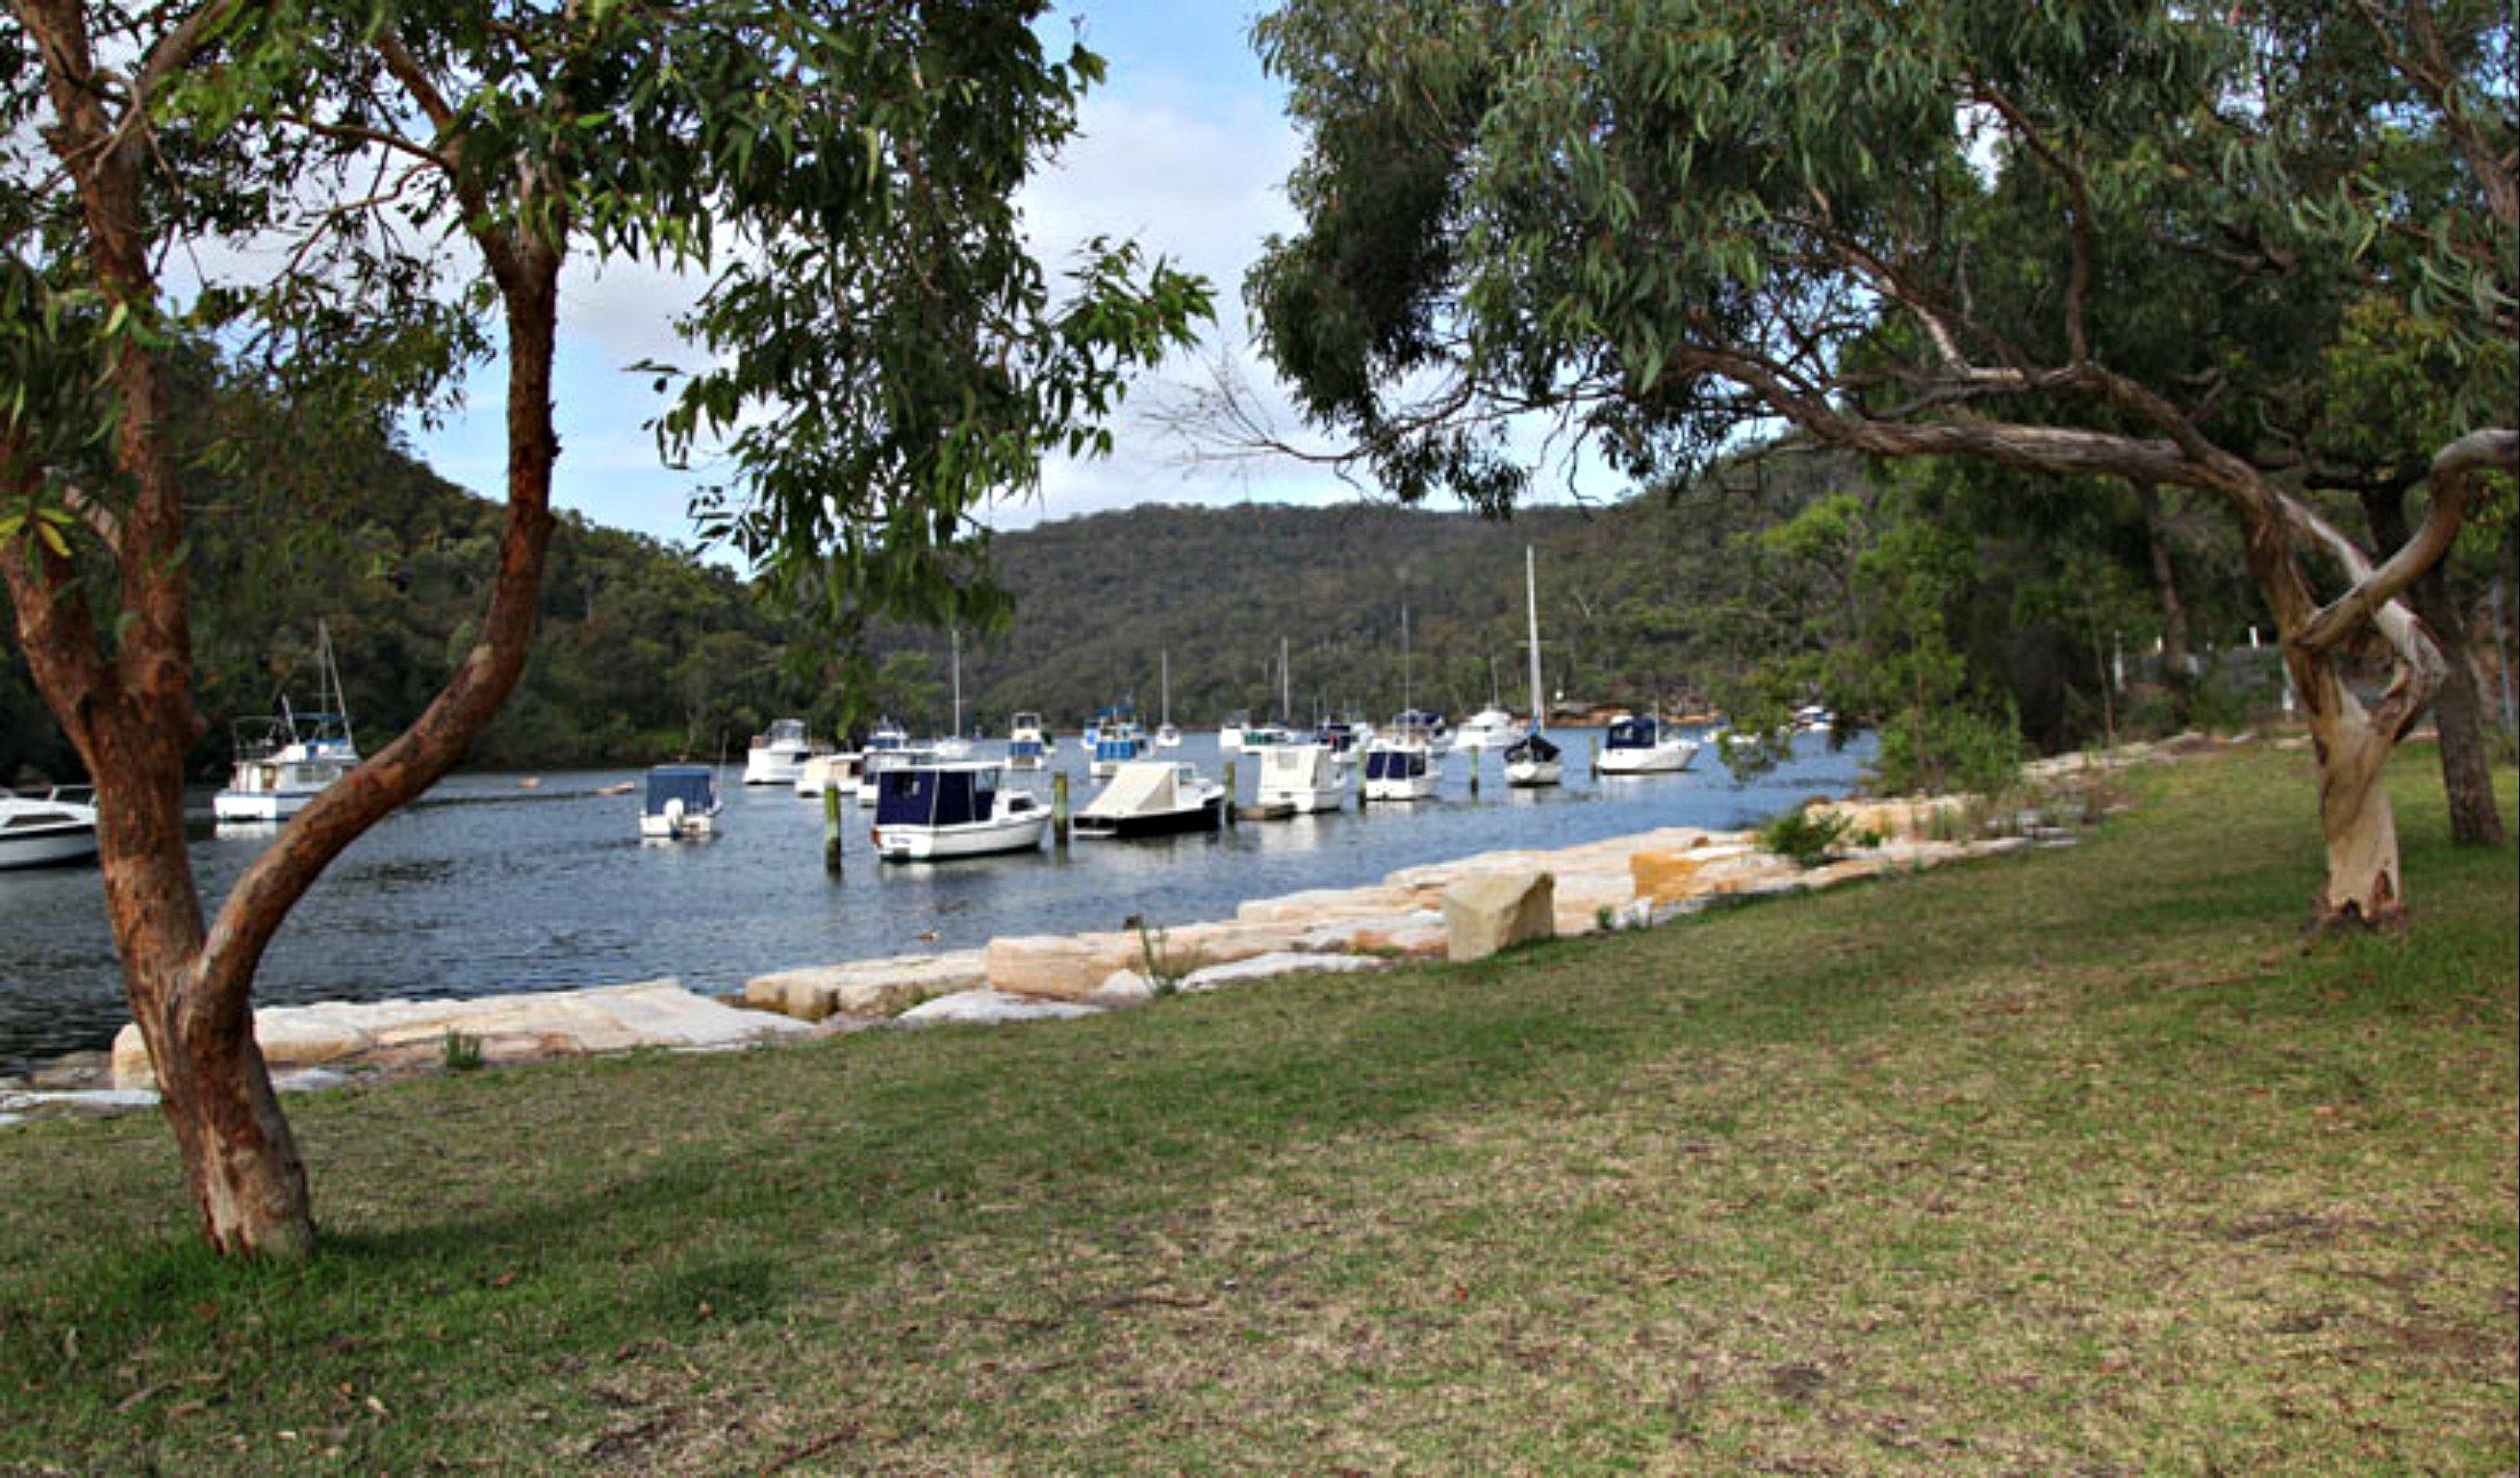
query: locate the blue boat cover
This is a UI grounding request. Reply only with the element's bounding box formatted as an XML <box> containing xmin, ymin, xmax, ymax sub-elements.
<box><xmin>1093</xmin><ymin>733</ymin><xmax>1144</xmax><ymax>763</ymax></box>
<box><xmin>877</xmin><ymin>768</ymin><xmax>992</xmax><ymax>827</ymax></box>
<box><xmin>1607</xmin><ymin>716</ymin><xmax>1659</xmax><ymax>749</ymax></box>
<box><xmin>645</xmin><ymin>766</ymin><xmax>717</xmax><ymax>813</ymax></box>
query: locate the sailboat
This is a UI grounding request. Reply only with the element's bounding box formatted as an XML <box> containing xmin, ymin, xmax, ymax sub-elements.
<box><xmin>1362</xmin><ymin>606</ymin><xmax>1441</xmax><ymax>802</ymax></box>
<box><xmin>1237</xmin><ymin>637</ymin><xmax>1298</xmax><ymax>752</ymax></box>
<box><xmin>214</xmin><ymin>620</ymin><xmax>361</xmax><ymax>823</ymax></box>
<box><xmin>1504</xmin><ymin>548</ymin><xmax>1563</xmax><ymax>788</ymax></box>
<box><xmin>1155</xmin><ymin>650</ymin><xmax>1183</xmax><ymax>749</ymax></box>
<box><xmin>1453</xmin><ymin>655</ymin><xmax>1516</xmax><ymax>753</ymax></box>
<box><xmin>933</xmin><ymin>627</ymin><xmax>974</xmax><ymax>758</ymax></box>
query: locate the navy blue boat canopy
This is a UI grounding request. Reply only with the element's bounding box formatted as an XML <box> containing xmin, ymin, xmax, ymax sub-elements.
<box><xmin>1364</xmin><ymin>749</ymin><xmax>1428</xmax><ymax>780</ymax></box>
<box><xmin>1607</xmin><ymin>716</ymin><xmax>1660</xmax><ymax>749</ymax></box>
<box><xmin>645</xmin><ymin>765</ymin><xmax>717</xmax><ymax>812</ymax></box>
<box><xmin>1505</xmin><ymin>732</ymin><xmax>1561</xmax><ymax>763</ymax></box>
<box><xmin>877</xmin><ymin>767</ymin><xmax>995</xmax><ymax>828</ymax></box>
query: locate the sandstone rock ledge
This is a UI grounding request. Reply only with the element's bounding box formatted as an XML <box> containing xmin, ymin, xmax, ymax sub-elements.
<box><xmin>109</xmin><ymin>980</ymin><xmax>809</xmax><ymax>1091</ymax></box>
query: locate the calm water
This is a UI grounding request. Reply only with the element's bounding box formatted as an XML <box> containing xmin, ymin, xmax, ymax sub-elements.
<box><xmin>0</xmin><ymin>728</ymin><xmax>1868</xmax><ymax>1071</ymax></box>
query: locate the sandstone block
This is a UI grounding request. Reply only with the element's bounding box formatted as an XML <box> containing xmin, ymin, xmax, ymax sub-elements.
<box><xmin>1087</xmin><ymin>970</ymin><xmax>1158</xmax><ymax>1008</ymax></box>
<box><xmin>745</xmin><ymin>952</ymin><xmax>986</xmax><ymax>1021</ymax></box>
<box><xmin>897</xmin><ymin>989</ymin><xmax>1101</xmax><ymax>1028</ymax></box>
<box><xmin>985</xmin><ymin>932</ymin><xmax>1141</xmax><ymax>1002</ymax></box>
<box><xmin>1442</xmin><ymin>870</ymin><xmax>1557</xmax><ymax>964</ymax></box>
<box><xmin>1180</xmin><ymin>952</ymin><xmax>1390</xmax><ymax>993</ymax></box>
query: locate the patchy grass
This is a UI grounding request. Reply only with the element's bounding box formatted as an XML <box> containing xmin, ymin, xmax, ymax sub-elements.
<box><xmin>1</xmin><ymin>746</ymin><xmax>2512</xmax><ymax>1474</ymax></box>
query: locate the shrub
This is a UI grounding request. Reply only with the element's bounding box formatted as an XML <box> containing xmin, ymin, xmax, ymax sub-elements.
<box><xmin>442</xmin><ymin>1029</ymin><xmax>485</xmax><ymax>1073</ymax></box>
<box><xmin>1760</xmin><ymin>807</ymin><xmax>1853</xmax><ymax>868</ymax></box>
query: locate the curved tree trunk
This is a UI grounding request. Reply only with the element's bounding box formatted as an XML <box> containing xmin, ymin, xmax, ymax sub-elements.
<box><xmin>2296</xmin><ymin>665</ymin><xmax>2405</xmax><ymax>930</ymax></box>
<box><xmin>2359</xmin><ymin>486</ymin><xmax>2505</xmax><ymax>846</ymax></box>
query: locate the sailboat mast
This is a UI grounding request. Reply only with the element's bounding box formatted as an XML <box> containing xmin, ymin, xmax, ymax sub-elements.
<box><xmin>1280</xmin><ymin>635</ymin><xmax>1290</xmax><ymax>724</ymax></box>
<box><xmin>1525</xmin><ymin>547</ymin><xmax>1544</xmax><ymax>734</ymax></box>
<box><xmin>950</xmin><ymin>626</ymin><xmax>962</xmax><ymax>740</ymax></box>
<box><xmin>1160</xmin><ymin>650</ymin><xmax>1170</xmax><ymax>726</ymax></box>
<box><xmin>1401</xmin><ymin>604</ymin><xmax>1412</xmax><ymax>715</ymax></box>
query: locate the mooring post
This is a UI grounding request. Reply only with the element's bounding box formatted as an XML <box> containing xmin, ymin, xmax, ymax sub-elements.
<box><xmin>822</xmin><ymin>782</ymin><xmax>843</xmax><ymax>873</ymax></box>
<box><xmin>1468</xmin><ymin>754</ymin><xmax>1481</xmax><ymax>798</ymax></box>
<box><xmin>1590</xmin><ymin>732</ymin><xmax>1601</xmax><ymax>777</ymax></box>
<box><xmin>1053</xmin><ymin>771</ymin><xmax>1071</xmax><ymax>851</ymax></box>
<box><xmin>1224</xmin><ymin>760</ymin><xmax>1238</xmax><ymax>827</ymax></box>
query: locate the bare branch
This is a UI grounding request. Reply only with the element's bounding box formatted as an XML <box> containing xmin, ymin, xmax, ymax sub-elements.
<box><xmin>2296</xmin><ymin>426</ymin><xmax>2519</xmax><ymax>652</ymax></box>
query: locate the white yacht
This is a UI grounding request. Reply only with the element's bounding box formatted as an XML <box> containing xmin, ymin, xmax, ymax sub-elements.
<box><xmin>1597</xmin><ymin>713</ymin><xmax>1700</xmax><ymax>774</ymax></box>
<box><xmin>214</xmin><ymin>623</ymin><xmax>359</xmax><ymax>824</ymax></box>
<box><xmin>743</xmin><ymin>718</ymin><xmax>819</xmax><ymax>785</ymax></box>
<box><xmin>1254</xmin><ymin>744</ymin><xmax>1349</xmax><ymax>814</ymax></box>
<box><xmin>639</xmin><ymin>765</ymin><xmax>722</xmax><ymax>839</ymax></box>
<box><xmin>795</xmin><ymin>752</ymin><xmax>862</xmax><ymax>798</ymax></box>
<box><xmin>0</xmin><ymin>785</ymin><xmax>99</xmax><ymax>869</ymax></box>
<box><xmin>871</xmin><ymin>761</ymin><xmax>1049</xmax><ymax>861</ymax></box>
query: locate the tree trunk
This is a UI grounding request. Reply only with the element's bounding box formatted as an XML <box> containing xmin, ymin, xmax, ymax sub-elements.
<box><xmin>2361</xmin><ymin>486</ymin><xmax>2505</xmax><ymax>845</ymax></box>
<box><xmin>2300</xmin><ymin>675</ymin><xmax>2405</xmax><ymax>931</ymax></box>
<box><xmin>2135</xmin><ymin>482</ymin><xmax>2192</xmax><ymax>675</ymax></box>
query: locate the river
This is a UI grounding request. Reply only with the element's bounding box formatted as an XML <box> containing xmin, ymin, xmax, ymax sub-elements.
<box><xmin>0</xmin><ymin>727</ymin><xmax>1868</xmax><ymax>1071</ymax></box>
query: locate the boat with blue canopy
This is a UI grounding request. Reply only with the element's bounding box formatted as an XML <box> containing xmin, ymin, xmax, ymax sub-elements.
<box><xmin>639</xmin><ymin>765</ymin><xmax>722</xmax><ymax>839</ymax></box>
<box><xmin>1598</xmin><ymin>712</ymin><xmax>1699</xmax><ymax>774</ymax></box>
<box><xmin>871</xmin><ymin>761</ymin><xmax>1048</xmax><ymax>861</ymax></box>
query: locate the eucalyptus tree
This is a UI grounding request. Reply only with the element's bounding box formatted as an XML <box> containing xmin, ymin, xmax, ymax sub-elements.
<box><xmin>1</xmin><ymin>0</ymin><xmax>1206</xmax><ymax>1257</ymax></box>
<box><xmin>1247</xmin><ymin>0</ymin><xmax>2513</xmax><ymax>931</ymax></box>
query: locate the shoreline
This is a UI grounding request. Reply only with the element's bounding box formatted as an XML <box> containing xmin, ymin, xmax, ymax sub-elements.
<box><xmin>0</xmin><ymin>737</ymin><xmax>2173</xmax><ymax>1120</ymax></box>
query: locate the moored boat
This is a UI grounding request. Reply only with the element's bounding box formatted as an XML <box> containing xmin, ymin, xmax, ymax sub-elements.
<box><xmin>1075</xmin><ymin>760</ymin><xmax>1227</xmax><ymax>838</ymax></box>
<box><xmin>1597</xmin><ymin>713</ymin><xmax>1700</xmax><ymax>774</ymax></box>
<box><xmin>1088</xmin><ymin>709</ymin><xmax>1150</xmax><ymax>778</ymax></box>
<box><xmin>1504</xmin><ymin>547</ymin><xmax>1564</xmax><ymax>789</ymax></box>
<box><xmin>0</xmin><ymin>786</ymin><xmax>99</xmax><ymax>870</ymax></box>
<box><xmin>871</xmin><ymin>761</ymin><xmax>1049</xmax><ymax>860</ymax></box>
<box><xmin>743</xmin><ymin>719</ymin><xmax>821</xmax><ymax>785</ymax></box>
<box><xmin>1007</xmin><ymin>712</ymin><xmax>1051</xmax><ymax>770</ymax></box>
<box><xmin>639</xmin><ymin>765</ymin><xmax>722</xmax><ymax>839</ymax></box>
<box><xmin>795</xmin><ymin>752</ymin><xmax>862</xmax><ymax>798</ymax></box>
<box><xmin>1255</xmin><ymin>743</ymin><xmax>1349</xmax><ymax>814</ymax></box>
<box><xmin>1361</xmin><ymin>716</ymin><xmax>1440</xmax><ymax>803</ymax></box>
<box><xmin>214</xmin><ymin>623</ymin><xmax>359</xmax><ymax>824</ymax></box>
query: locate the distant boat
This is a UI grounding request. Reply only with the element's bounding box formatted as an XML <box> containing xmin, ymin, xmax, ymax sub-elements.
<box><xmin>1075</xmin><ymin>760</ymin><xmax>1227</xmax><ymax>839</ymax></box>
<box><xmin>1312</xmin><ymin>716</ymin><xmax>1371</xmax><ymax>766</ymax></box>
<box><xmin>1794</xmin><ymin>704</ymin><xmax>1835</xmax><ymax>733</ymax></box>
<box><xmin>1505</xmin><ymin>548</ymin><xmax>1563</xmax><ymax>788</ymax></box>
<box><xmin>1255</xmin><ymin>744</ymin><xmax>1349</xmax><ymax>814</ymax></box>
<box><xmin>1217</xmin><ymin>709</ymin><xmax>1250</xmax><ymax>752</ymax></box>
<box><xmin>214</xmin><ymin>621</ymin><xmax>359</xmax><ymax>824</ymax></box>
<box><xmin>1007</xmin><ymin>711</ymin><xmax>1051</xmax><ymax>770</ymax></box>
<box><xmin>0</xmin><ymin>785</ymin><xmax>98</xmax><ymax>869</ymax></box>
<box><xmin>933</xmin><ymin>626</ymin><xmax>973</xmax><ymax>758</ymax></box>
<box><xmin>871</xmin><ymin>761</ymin><xmax>1049</xmax><ymax>861</ymax></box>
<box><xmin>1088</xmin><ymin>705</ymin><xmax>1150</xmax><ymax>778</ymax></box>
<box><xmin>639</xmin><ymin>765</ymin><xmax>722</xmax><ymax>840</ymax></box>
<box><xmin>857</xmin><ymin>742</ymin><xmax>940</xmax><ymax>808</ymax></box>
<box><xmin>743</xmin><ymin>718</ymin><xmax>820</xmax><ymax>785</ymax></box>
<box><xmin>1452</xmin><ymin>704</ymin><xmax>1515</xmax><ymax>753</ymax></box>
<box><xmin>1361</xmin><ymin>715</ymin><xmax>1440</xmax><ymax>803</ymax></box>
<box><xmin>1598</xmin><ymin>713</ymin><xmax>1699</xmax><ymax>774</ymax></box>
<box><xmin>1239</xmin><ymin>636</ymin><xmax>1299</xmax><ymax>752</ymax></box>
<box><xmin>795</xmin><ymin>752</ymin><xmax>862</xmax><ymax>798</ymax></box>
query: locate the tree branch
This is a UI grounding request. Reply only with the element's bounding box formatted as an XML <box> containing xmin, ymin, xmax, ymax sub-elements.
<box><xmin>2296</xmin><ymin>426</ymin><xmax>2518</xmax><ymax>652</ymax></box>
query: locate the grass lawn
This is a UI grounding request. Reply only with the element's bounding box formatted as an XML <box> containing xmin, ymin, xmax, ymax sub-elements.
<box><xmin>2</xmin><ymin>745</ymin><xmax>2513</xmax><ymax>1475</ymax></box>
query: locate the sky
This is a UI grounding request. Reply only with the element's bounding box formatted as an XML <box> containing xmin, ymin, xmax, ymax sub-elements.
<box><xmin>405</xmin><ymin>1</ymin><xmax>1427</xmax><ymax>554</ymax></box>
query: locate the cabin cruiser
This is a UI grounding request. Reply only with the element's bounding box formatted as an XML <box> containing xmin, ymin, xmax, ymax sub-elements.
<box><xmin>1088</xmin><ymin>715</ymin><xmax>1151</xmax><ymax>778</ymax></box>
<box><xmin>1450</xmin><ymin>704</ymin><xmax>1517</xmax><ymax>753</ymax></box>
<box><xmin>215</xmin><ymin>624</ymin><xmax>360</xmax><ymax>823</ymax></box>
<box><xmin>1313</xmin><ymin>717</ymin><xmax>1371</xmax><ymax>766</ymax></box>
<box><xmin>1388</xmin><ymin>707</ymin><xmax>1450</xmax><ymax>750</ymax></box>
<box><xmin>1254</xmin><ymin>744</ymin><xmax>1349</xmax><ymax>815</ymax></box>
<box><xmin>1216</xmin><ymin>710</ymin><xmax>1250</xmax><ymax>752</ymax></box>
<box><xmin>0</xmin><ymin>786</ymin><xmax>99</xmax><ymax>869</ymax></box>
<box><xmin>871</xmin><ymin>761</ymin><xmax>1049</xmax><ymax>860</ymax></box>
<box><xmin>1361</xmin><ymin>715</ymin><xmax>1441</xmax><ymax>803</ymax></box>
<box><xmin>1597</xmin><ymin>713</ymin><xmax>1700</xmax><ymax>774</ymax></box>
<box><xmin>795</xmin><ymin>752</ymin><xmax>862</xmax><ymax>798</ymax></box>
<box><xmin>639</xmin><ymin>765</ymin><xmax>722</xmax><ymax>839</ymax></box>
<box><xmin>743</xmin><ymin>719</ymin><xmax>822</xmax><ymax>785</ymax></box>
<box><xmin>1075</xmin><ymin>760</ymin><xmax>1227</xmax><ymax>838</ymax></box>
<box><xmin>1007</xmin><ymin>712</ymin><xmax>1051</xmax><ymax>770</ymax></box>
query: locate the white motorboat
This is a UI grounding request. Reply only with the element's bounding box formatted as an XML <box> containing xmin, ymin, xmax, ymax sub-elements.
<box><xmin>1793</xmin><ymin>704</ymin><xmax>1836</xmax><ymax>733</ymax></box>
<box><xmin>0</xmin><ymin>785</ymin><xmax>99</xmax><ymax>869</ymax></box>
<box><xmin>1075</xmin><ymin>760</ymin><xmax>1227</xmax><ymax>838</ymax></box>
<box><xmin>744</xmin><ymin>718</ymin><xmax>820</xmax><ymax>785</ymax></box>
<box><xmin>639</xmin><ymin>765</ymin><xmax>722</xmax><ymax>839</ymax></box>
<box><xmin>1504</xmin><ymin>548</ymin><xmax>1564</xmax><ymax>788</ymax></box>
<box><xmin>1255</xmin><ymin>743</ymin><xmax>1349</xmax><ymax>814</ymax></box>
<box><xmin>871</xmin><ymin>761</ymin><xmax>1049</xmax><ymax>860</ymax></box>
<box><xmin>214</xmin><ymin>622</ymin><xmax>359</xmax><ymax>823</ymax></box>
<box><xmin>1452</xmin><ymin>703</ymin><xmax>1517</xmax><ymax>753</ymax></box>
<box><xmin>795</xmin><ymin>752</ymin><xmax>862</xmax><ymax>798</ymax></box>
<box><xmin>1007</xmin><ymin>712</ymin><xmax>1051</xmax><ymax>770</ymax></box>
<box><xmin>1361</xmin><ymin>717</ymin><xmax>1441</xmax><ymax>803</ymax></box>
<box><xmin>1154</xmin><ymin>723</ymin><xmax>1183</xmax><ymax>750</ymax></box>
<box><xmin>1597</xmin><ymin>713</ymin><xmax>1700</xmax><ymax>774</ymax></box>
<box><xmin>1217</xmin><ymin>710</ymin><xmax>1249</xmax><ymax>752</ymax></box>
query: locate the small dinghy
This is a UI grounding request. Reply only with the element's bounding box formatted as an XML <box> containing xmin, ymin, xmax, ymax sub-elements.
<box><xmin>639</xmin><ymin>765</ymin><xmax>722</xmax><ymax>839</ymax></box>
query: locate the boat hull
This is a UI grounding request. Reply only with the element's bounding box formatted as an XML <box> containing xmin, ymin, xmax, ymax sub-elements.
<box><xmin>213</xmin><ymin>786</ymin><xmax>323</xmax><ymax>822</ymax></box>
<box><xmin>743</xmin><ymin>748</ymin><xmax>811</xmax><ymax>785</ymax></box>
<box><xmin>638</xmin><ymin>812</ymin><xmax>717</xmax><ymax>839</ymax></box>
<box><xmin>1072</xmin><ymin>796</ymin><xmax>1225</xmax><ymax>839</ymax></box>
<box><xmin>1597</xmin><ymin>741</ymin><xmax>1699</xmax><ymax>775</ymax></box>
<box><xmin>0</xmin><ymin>827</ymin><xmax>99</xmax><ymax>869</ymax></box>
<box><xmin>1256</xmin><ymin>783</ymin><xmax>1347</xmax><ymax>814</ymax></box>
<box><xmin>875</xmin><ymin>811</ymin><xmax>1049</xmax><ymax>861</ymax></box>
<box><xmin>1504</xmin><ymin>760</ymin><xmax>1563</xmax><ymax>788</ymax></box>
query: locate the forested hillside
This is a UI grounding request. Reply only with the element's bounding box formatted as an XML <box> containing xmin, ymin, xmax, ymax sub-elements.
<box><xmin>6</xmin><ymin>432</ymin><xmax>2273</xmax><ymax>781</ymax></box>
